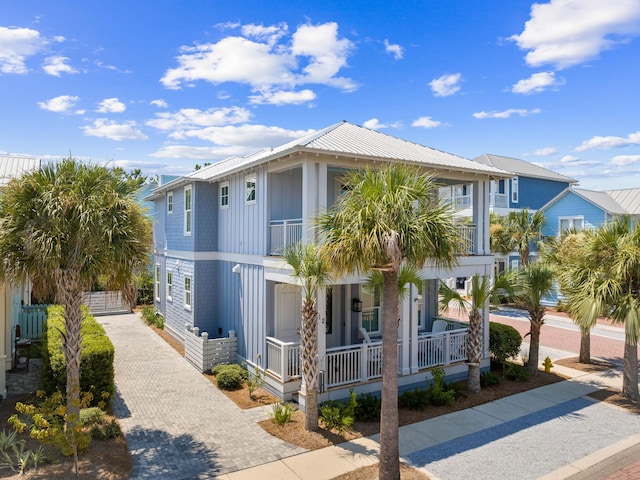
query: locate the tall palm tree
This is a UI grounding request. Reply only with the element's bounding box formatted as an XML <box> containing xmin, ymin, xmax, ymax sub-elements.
<box><xmin>565</xmin><ymin>218</ymin><xmax>640</xmax><ymax>400</ymax></box>
<box><xmin>515</xmin><ymin>261</ymin><xmax>555</xmax><ymax>375</ymax></box>
<box><xmin>318</xmin><ymin>165</ymin><xmax>459</xmax><ymax>480</ymax></box>
<box><xmin>439</xmin><ymin>275</ymin><xmax>493</xmax><ymax>393</ymax></box>
<box><xmin>0</xmin><ymin>158</ymin><xmax>151</xmax><ymax>467</ymax></box>
<box><xmin>282</xmin><ymin>242</ymin><xmax>331</xmax><ymax>432</ymax></box>
<box><xmin>505</xmin><ymin>209</ymin><xmax>545</xmax><ymax>267</ymax></box>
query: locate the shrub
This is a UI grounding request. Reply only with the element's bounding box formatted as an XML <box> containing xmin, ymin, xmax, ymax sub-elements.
<box><xmin>425</xmin><ymin>367</ymin><xmax>456</xmax><ymax>407</ymax></box>
<box><xmin>79</xmin><ymin>407</ymin><xmax>105</xmax><ymax>427</ymax></box>
<box><xmin>354</xmin><ymin>393</ymin><xmax>381</xmax><ymax>421</ymax></box>
<box><xmin>0</xmin><ymin>430</ymin><xmax>46</xmax><ymax>474</ymax></box>
<box><xmin>480</xmin><ymin>371</ymin><xmax>501</xmax><ymax>388</ymax></box>
<box><xmin>90</xmin><ymin>419</ymin><xmax>122</xmax><ymax>440</ymax></box>
<box><xmin>212</xmin><ymin>364</ymin><xmax>248</xmax><ymax>390</ymax></box>
<box><xmin>270</xmin><ymin>403</ymin><xmax>296</xmax><ymax>426</ymax></box>
<box><xmin>398</xmin><ymin>389</ymin><xmax>429</xmax><ymax>410</ymax></box>
<box><xmin>141</xmin><ymin>306</ymin><xmax>164</xmax><ymax>328</ymax></box>
<box><xmin>247</xmin><ymin>365</ymin><xmax>265</xmax><ymax>399</ymax></box>
<box><xmin>320</xmin><ymin>390</ymin><xmax>357</xmax><ymax>433</ymax></box>
<box><xmin>505</xmin><ymin>363</ymin><xmax>530</xmax><ymax>381</ymax></box>
<box><xmin>489</xmin><ymin>322</ymin><xmax>522</xmax><ymax>365</ymax></box>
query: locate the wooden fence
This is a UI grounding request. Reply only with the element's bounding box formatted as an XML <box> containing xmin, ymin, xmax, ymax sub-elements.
<box><xmin>82</xmin><ymin>291</ymin><xmax>131</xmax><ymax>316</ymax></box>
<box><xmin>184</xmin><ymin>324</ymin><xmax>238</xmax><ymax>372</ymax></box>
<box><xmin>17</xmin><ymin>305</ymin><xmax>50</xmax><ymax>341</ymax></box>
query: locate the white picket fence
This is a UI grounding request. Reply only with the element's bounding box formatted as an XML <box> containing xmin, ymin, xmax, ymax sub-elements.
<box><xmin>82</xmin><ymin>291</ymin><xmax>131</xmax><ymax>315</ymax></box>
<box><xmin>184</xmin><ymin>324</ymin><xmax>238</xmax><ymax>372</ymax></box>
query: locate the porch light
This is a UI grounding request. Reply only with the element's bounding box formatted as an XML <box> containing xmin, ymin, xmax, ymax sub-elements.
<box><xmin>352</xmin><ymin>298</ymin><xmax>362</xmax><ymax>313</ymax></box>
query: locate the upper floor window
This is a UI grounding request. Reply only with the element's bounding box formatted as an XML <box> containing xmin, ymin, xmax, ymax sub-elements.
<box><xmin>155</xmin><ymin>265</ymin><xmax>161</xmax><ymax>301</ymax></box>
<box><xmin>184</xmin><ymin>276</ymin><xmax>192</xmax><ymax>310</ymax></box>
<box><xmin>245</xmin><ymin>174</ymin><xmax>256</xmax><ymax>205</ymax></box>
<box><xmin>167</xmin><ymin>191</ymin><xmax>173</xmax><ymax>214</ymax></box>
<box><xmin>511</xmin><ymin>177</ymin><xmax>519</xmax><ymax>203</ymax></box>
<box><xmin>167</xmin><ymin>271</ymin><xmax>173</xmax><ymax>302</ymax></box>
<box><xmin>559</xmin><ymin>217</ymin><xmax>584</xmax><ymax>235</ymax></box>
<box><xmin>184</xmin><ymin>186</ymin><xmax>192</xmax><ymax>235</ymax></box>
<box><xmin>220</xmin><ymin>182</ymin><xmax>229</xmax><ymax>209</ymax></box>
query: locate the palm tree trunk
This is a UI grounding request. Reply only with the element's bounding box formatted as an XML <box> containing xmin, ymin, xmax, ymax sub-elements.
<box><xmin>527</xmin><ymin>321</ymin><xmax>541</xmax><ymax>375</ymax></box>
<box><xmin>579</xmin><ymin>327</ymin><xmax>591</xmax><ymax>364</ymax></box>
<box><xmin>300</xmin><ymin>299</ymin><xmax>319</xmax><ymax>431</ymax></box>
<box><xmin>379</xmin><ymin>270</ymin><xmax>400</xmax><ymax>480</ymax></box>
<box><xmin>622</xmin><ymin>339</ymin><xmax>640</xmax><ymax>401</ymax></box>
<box><xmin>466</xmin><ymin>311</ymin><xmax>482</xmax><ymax>393</ymax></box>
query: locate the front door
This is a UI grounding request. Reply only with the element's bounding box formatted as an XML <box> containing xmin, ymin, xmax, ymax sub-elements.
<box><xmin>275</xmin><ymin>284</ymin><xmax>301</xmax><ymax>341</ymax></box>
<box><xmin>325</xmin><ymin>287</ymin><xmax>343</xmax><ymax>348</ymax></box>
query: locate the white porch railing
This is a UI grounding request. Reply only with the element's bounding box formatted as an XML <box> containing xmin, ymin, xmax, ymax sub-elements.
<box><xmin>452</xmin><ymin>195</ymin><xmax>472</xmax><ymax>209</ymax></box>
<box><xmin>491</xmin><ymin>193</ymin><xmax>508</xmax><ymax>208</ymax></box>
<box><xmin>269</xmin><ymin>218</ymin><xmax>303</xmax><ymax>254</ymax></box>
<box><xmin>266</xmin><ymin>337</ymin><xmax>301</xmax><ymax>382</ymax></box>
<box><xmin>455</xmin><ymin>224</ymin><xmax>476</xmax><ymax>255</ymax></box>
<box><xmin>417</xmin><ymin>328</ymin><xmax>468</xmax><ymax>369</ymax></box>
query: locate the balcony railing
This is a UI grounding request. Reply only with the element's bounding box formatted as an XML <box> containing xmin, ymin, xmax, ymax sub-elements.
<box><xmin>491</xmin><ymin>193</ymin><xmax>508</xmax><ymax>208</ymax></box>
<box><xmin>455</xmin><ymin>224</ymin><xmax>476</xmax><ymax>255</ymax></box>
<box><xmin>416</xmin><ymin>328</ymin><xmax>468</xmax><ymax>369</ymax></box>
<box><xmin>265</xmin><ymin>337</ymin><xmax>301</xmax><ymax>382</ymax></box>
<box><xmin>269</xmin><ymin>218</ymin><xmax>303</xmax><ymax>255</ymax></box>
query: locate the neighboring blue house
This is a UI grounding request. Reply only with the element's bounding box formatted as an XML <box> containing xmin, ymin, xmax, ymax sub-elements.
<box><xmin>147</xmin><ymin>121</ymin><xmax>512</xmax><ymax>404</ymax></box>
<box><xmin>540</xmin><ymin>187</ymin><xmax>640</xmax><ymax>238</ymax></box>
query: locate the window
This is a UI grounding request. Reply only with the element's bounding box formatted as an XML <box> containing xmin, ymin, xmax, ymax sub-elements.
<box><xmin>155</xmin><ymin>265</ymin><xmax>161</xmax><ymax>301</ymax></box>
<box><xmin>166</xmin><ymin>272</ymin><xmax>173</xmax><ymax>302</ymax></box>
<box><xmin>167</xmin><ymin>191</ymin><xmax>173</xmax><ymax>214</ymax></box>
<box><xmin>184</xmin><ymin>186</ymin><xmax>192</xmax><ymax>235</ymax></box>
<box><xmin>220</xmin><ymin>182</ymin><xmax>229</xmax><ymax>209</ymax></box>
<box><xmin>360</xmin><ymin>289</ymin><xmax>381</xmax><ymax>336</ymax></box>
<box><xmin>416</xmin><ymin>289</ymin><xmax>424</xmax><ymax>330</ymax></box>
<box><xmin>559</xmin><ymin>217</ymin><xmax>584</xmax><ymax>235</ymax></box>
<box><xmin>498</xmin><ymin>179</ymin><xmax>505</xmax><ymax>194</ymax></box>
<box><xmin>511</xmin><ymin>177</ymin><xmax>519</xmax><ymax>203</ymax></box>
<box><xmin>245</xmin><ymin>174</ymin><xmax>256</xmax><ymax>204</ymax></box>
<box><xmin>184</xmin><ymin>276</ymin><xmax>192</xmax><ymax>310</ymax></box>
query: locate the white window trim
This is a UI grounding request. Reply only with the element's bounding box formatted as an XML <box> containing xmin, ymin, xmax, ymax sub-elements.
<box><xmin>155</xmin><ymin>264</ymin><xmax>161</xmax><ymax>301</ymax></box>
<box><xmin>220</xmin><ymin>182</ymin><xmax>229</xmax><ymax>209</ymax></box>
<box><xmin>511</xmin><ymin>177</ymin><xmax>519</xmax><ymax>204</ymax></box>
<box><xmin>166</xmin><ymin>271</ymin><xmax>173</xmax><ymax>302</ymax></box>
<box><xmin>184</xmin><ymin>276</ymin><xmax>192</xmax><ymax>311</ymax></box>
<box><xmin>167</xmin><ymin>191</ymin><xmax>174</xmax><ymax>214</ymax></box>
<box><xmin>245</xmin><ymin>174</ymin><xmax>256</xmax><ymax>205</ymax></box>
<box><xmin>184</xmin><ymin>185</ymin><xmax>192</xmax><ymax>236</ymax></box>
<box><xmin>558</xmin><ymin>216</ymin><xmax>584</xmax><ymax>236</ymax></box>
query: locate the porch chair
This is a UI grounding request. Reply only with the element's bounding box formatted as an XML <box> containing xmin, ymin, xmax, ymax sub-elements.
<box><xmin>431</xmin><ymin>319</ymin><xmax>448</xmax><ymax>334</ymax></box>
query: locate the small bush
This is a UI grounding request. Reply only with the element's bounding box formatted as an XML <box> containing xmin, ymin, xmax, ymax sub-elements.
<box><xmin>141</xmin><ymin>306</ymin><xmax>164</xmax><ymax>328</ymax></box>
<box><xmin>247</xmin><ymin>365</ymin><xmax>265</xmax><ymax>399</ymax></box>
<box><xmin>0</xmin><ymin>430</ymin><xmax>46</xmax><ymax>474</ymax></box>
<box><xmin>90</xmin><ymin>419</ymin><xmax>122</xmax><ymax>440</ymax></box>
<box><xmin>489</xmin><ymin>322</ymin><xmax>522</xmax><ymax>365</ymax></box>
<box><xmin>354</xmin><ymin>393</ymin><xmax>381</xmax><ymax>421</ymax></box>
<box><xmin>320</xmin><ymin>390</ymin><xmax>357</xmax><ymax>433</ymax></box>
<box><xmin>505</xmin><ymin>363</ymin><xmax>530</xmax><ymax>381</ymax></box>
<box><xmin>270</xmin><ymin>403</ymin><xmax>296</xmax><ymax>426</ymax></box>
<box><xmin>212</xmin><ymin>364</ymin><xmax>248</xmax><ymax>390</ymax></box>
<box><xmin>480</xmin><ymin>371</ymin><xmax>501</xmax><ymax>388</ymax></box>
<box><xmin>398</xmin><ymin>389</ymin><xmax>429</xmax><ymax>410</ymax></box>
<box><xmin>79</xmin><ymin>407</ymin><xmax>105</xmax><ymax>427</ymax></box>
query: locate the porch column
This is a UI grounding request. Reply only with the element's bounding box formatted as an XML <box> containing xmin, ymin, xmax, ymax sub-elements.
<box><xmin>399</xmin><ymin>285</ymin><xmax>412</xmax><ymax>375</ymax></box>
<box><xmin>316</xmin><ymin>287</ymin><xmax>327</xmax><ymax>393</ymax></box>
<box><xmin>301</xmin><ymin>161</ymin><xmax>319</xmax><ymax>244</ymax></box>
<box><xmin>472</xmin><ymin>180</ymin><xmax>490</xmax><ymax>255</ymax></box>
<box><xmin>482</xmin><ymin>275</ymin><xmax>491</xmax><ymax>359</ymax></box>
<box><xmin>409</xmin><ymin>283</ymin><xmax>420</xmax><ymax>374</ymax></box>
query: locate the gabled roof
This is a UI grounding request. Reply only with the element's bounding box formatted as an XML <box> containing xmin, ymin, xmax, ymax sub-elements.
<box><xmin>151</xmin><ymin>122</ymin><xmax>510</xmax><ymax>197</ymax></box>
<box><xmin>0</xmin><ymin>155</ymin><xmax>41</xmax><ymax>187</ymax></box>
<box><xmin>539</xmin><ymin>187</ymin><xmax>627</xmax><ymax>215</ymax></box>
<box><xmin>473</xmin><ymin>153</ymin><xmax>577</xmax><ymax>184</ymax></box>
<box><xmin>606</xmin><ymin>188</ymin><xmax>640</xmax><ymax>215</ymax></box>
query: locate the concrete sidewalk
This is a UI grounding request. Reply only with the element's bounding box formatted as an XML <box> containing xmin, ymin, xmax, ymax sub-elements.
<box><xmin>220</xmin><ymin>364</ymin><xmax>640</xmax><ymax>480</ymax></box>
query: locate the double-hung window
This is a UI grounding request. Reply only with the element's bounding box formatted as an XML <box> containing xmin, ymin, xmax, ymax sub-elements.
<box><xmin>511</xmin><ymin>177</ymin><xmax>519</xmax><ymax>203</ymax></box>
<box><xmin>167</xmin><ymin>272</ymin><xmax>173</xmax><ymax>302</ymax></box>
<box><xmin>220</xmin><ymin>182</ymin><xmax>229</xmax><ymax>209</ymax></box>
<box><xmin>245</xmin><ymin>174</ymin><xmax>256</xmax><ymax>205</ymax></box>
<box><xmin>167</xmin><ymin>191</ymin><xmax>173</xmax><ymax>214</ymax></box>
<box><xmin>155</xmin><ymin>265</ymin><xmax>161</xmax><ymax>301</ymax></box>
<box><xmin>184</xmin><ymin>186</ymin><xmax>192</xmax><ymax>235</ymax></box>
<box><xmin>184</xmin><ymin>276</ymin><xmax>192</xmax><ymax>310</ymax></box>
<box><xmin>559</xmin><ymin>216</ymin><xmax>584</xmax><ymax>235</ymax></box>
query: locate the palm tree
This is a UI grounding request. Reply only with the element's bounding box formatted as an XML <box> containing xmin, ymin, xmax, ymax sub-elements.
<box><xmin>439</xmin><ymin>275</ymin><xmax>506</xmax><ymax>393</ymax></box>
<box><xmin>0</xmin><ymin>158</ymin><xmax>151</xmax><ymax>468</ymax></box>
<box><xmin>504</xmin><ymin>209</ymin><xmax>545</xmax><ymax>267</ymax></box>
<box><xmin>564</xmin><ymin>218</ymin><xmax>640</xmax><ymax>400</ymax></box>
<box><xmin>515</xmin><ymin>261</ymin><xmax>555</xmax><ymax>375</ymax></box>
<box><xmin>318</xmin><ymin>165</ymin><xmax>459</xmax><ymax>480</ymax></box>
<box><xmin>282</xmin><ymin>242</ymin><xmax>331</xmax><ymax>432</ymax></box>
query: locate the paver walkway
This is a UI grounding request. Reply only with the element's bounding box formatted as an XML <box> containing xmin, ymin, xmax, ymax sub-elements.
<box><xmin>99</xmin><ymin>313</ymin><xmax>305</xmax><ymax>479</ymax></box>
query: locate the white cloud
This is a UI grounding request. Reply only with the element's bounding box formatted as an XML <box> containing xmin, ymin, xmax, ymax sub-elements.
<box><xmin>512</xmin><ymin>71</ymin><xmax>565</xmax><ymax>94</ymax></box>
<box><xmin>150</xmin><ymin>99</ymin><xmax>168</xmax><ymax>108</ymax></box>
<box><xmin>42</xmin><ymin>55</ymin><xmax>77</xmax><ymax>76</ymax></box>
<box><xmin>0</xmin><ymin>26</ymin><xmax>46</xmax><ymax>73</ymax></box>
<box><xmin>249</xmin><ymin>89</ymin><xmax>316</xmax><ymax>105</ymax></box>
<box><xmin>532</xmin><ymin>147</ymin><xmax>557</xmax><ymax>156</ymax></box>
<box><xmin>384</xmin><ymin>39</ymin><xmax>403</xmax><ymax>60</ymax></box>
<box><xmin>412</xmin><ymin>116</ymin><xmax>443</xmax><ymax>128</ymax></box>
<box><xmin>150</xmin><ymin>145</ymin><xmax>248</xmax><ymax>160</ymax></box>
<box><xmin>609</xmin><ymin>155</ymin><xmax>640</xmax><ymax>166</ymax></box>
<box><xmin>429</xmin><ymin>73</ymin><xmax>462</xmax><ymax>97</ymax></box>
<box><xmin>560</xmin><ymin>155</ymin><xmax>579</xmax><ymax>163</ymax></box>
<box><xmin>96</xmin><ymin>97</ymin><xmax>126</xmax><ymax>113</ymax></box>
<box><xmin>473</xmin><ymin>108</ymin><xmax>541</xmax><ymax>119</ymax></box>
<box><xmin>146</xmin><ymin>106</ymin><xmax>251</xmax><ymax>132</ymax></box>
<box><xmin>575</xmin><ymin>130</ymin><xmax>640</xmax><ymax>151</ymax></box>
<box><xmin>37</xmin><ymin>95</ymin><xmax>79</xmax><ymax>113</ymax></box>
<box><xmin>511</xmin><ymin>0</ymin><xmax>640</xmax><ymax>69</ymax></box>
<box><xmin>161</xmin><ymin>22</ymin><xmax>356</xmax><ymax>95</ymax></box>
<box><xmin>363</xmin><ymin>118</ymin><xmax>386</xmax><ymax>130</ymax></box>
<box><xmin>82</xmin><ymin>119</ymin><xmax>148</xmax><ymax>141</ymax></box>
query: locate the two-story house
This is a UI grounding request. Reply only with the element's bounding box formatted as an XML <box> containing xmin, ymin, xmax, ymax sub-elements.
<box><xmin>148</xmin><ymin>121</ymin><xmax>511</xmax><ymax>403</ymax></box>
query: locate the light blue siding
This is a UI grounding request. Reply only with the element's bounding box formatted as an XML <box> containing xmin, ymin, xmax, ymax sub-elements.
<box><xmin>194</xmin><ymin>184</ymin><xmax>217</xmax><ymax>252</ymax></box>
<box><xmin>542</xmin><ymin>191</ymin><xmax>607</xmax><ymax>237</ymax></box>
<box><xmin>269</xmin><ymin>168</ymin><xmax>302</xmax><ymax>220</ymax></box>
<box><xmin>163</xmin><ymin>259</ymin><xmax>195</xmax><ymax>336</ymax></box>
<box><xmin>165</xmin><ymin>185</ymin><xmax>194</xmax><ymax>251</ymax></box>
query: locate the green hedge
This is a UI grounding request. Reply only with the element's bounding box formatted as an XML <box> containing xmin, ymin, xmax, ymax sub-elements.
<box><xmin>41</xmin><ymin>305</ymin><xmax>115</xmax><ymax>405</ymax></box>
<box><xmin>489</xmin><ymin>322</ymin><xmax>522</xmax><ymax>364</ymax></box>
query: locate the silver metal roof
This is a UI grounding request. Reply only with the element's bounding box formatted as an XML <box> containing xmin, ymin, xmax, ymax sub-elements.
<box><xmin>474</xmin><ymin>153</ymin><xmax>577</xmax><ymax>184</ymax></box>
<box><xmin>0</xmin><ymin>155</ymin><xmax>40</xmax><ymax>186</ymax></box>
<box><xmin>572</xmin><ymin>188</ymin><xmax>627</xmax><ymax>215</ymax></box>
<box><xmin>606</xmin><ymin>188</ymin><xmax>640</xmax><ymax>215</ymax></box>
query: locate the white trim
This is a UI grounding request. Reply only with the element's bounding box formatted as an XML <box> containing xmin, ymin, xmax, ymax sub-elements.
<box><xmin>511</xmin><ymin>177</ymin><xmax>519</xmax><ymax>204</ymax></box>
<box><xmin>558</xmin><ymin>215</ymin><xmax>584</xmax><ymax>235</ymax></box>
<box><xmin>155</xmin><ymin>264</ymin><xmax>161</xmax><ymax>301</ymax></box>
<box><xmin>166</xmin><ymin>271</ymin><xmax>173</xmax><ymax>302</ymax></box>
<box><xmin>167</xmin><ymin>191</ymin><xmax>174</xmax><ymax>214</ymax></box>
<box><xmin>220</xmin><ymin>181</ymin><xmax>229</xmax><ymax>209</ymax></box>
<box><xmin>184</xmin><ymin>185</ymin><xmax>192</xmax><ymax>236</ymax></box>
<box><xmin>245</xmin><ymin>173</ymin><xmax>256</xmax><ymax>205</ymax></box>
<box><xmin>184</xmin><ymin>275</ymin><xmax>192</xmax><ymax>311</ymax></box>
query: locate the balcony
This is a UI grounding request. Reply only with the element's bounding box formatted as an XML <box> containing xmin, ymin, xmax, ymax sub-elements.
<box><xmin>269</xmin><ymin>218</ymin><xmax>303</xmax><ymax>255</ymax></box>
<box><xmin>455</xmin><ymin>224</ymin><xmax>476</xmax><ymax>255</ymax></box>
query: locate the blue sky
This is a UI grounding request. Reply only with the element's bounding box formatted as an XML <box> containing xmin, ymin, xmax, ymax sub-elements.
<box><xmin>1</xmin><ymin>0</ymin><xmax>639</xmax><ymax>190</ymax></box>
